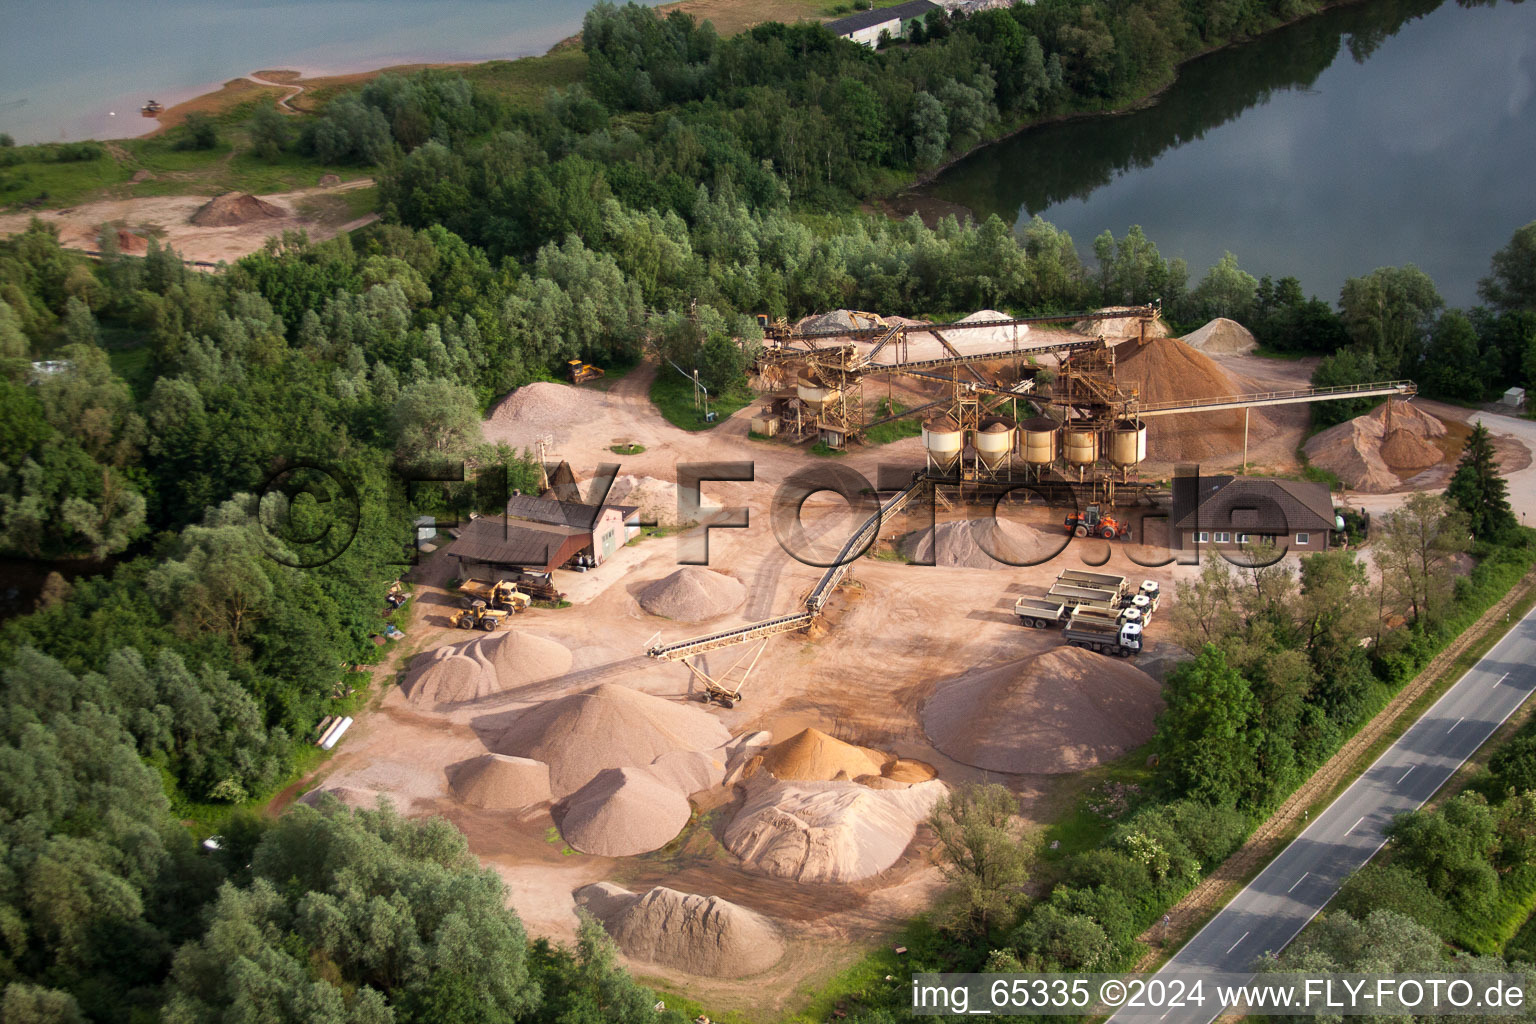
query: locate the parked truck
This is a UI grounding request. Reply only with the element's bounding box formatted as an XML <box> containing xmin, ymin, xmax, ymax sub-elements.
<box><xmin>1016</xmin><ymin>596</ymin><xmax>1137</xmax><ymax>628</ymax></box>
<box><xmin>458</xmin><ymin>577</ymin><xmax>531</xmax><ymax>613</ymax></box>
<box><xmin>1063</xmin><ymin>611</ymin><xmax>1143</xmax><ymax>656</ymax></box>
<box><xmin>1057</xmin><ymin>569</ymin><xmax>1128</xmax><ymax>597</ymax></box>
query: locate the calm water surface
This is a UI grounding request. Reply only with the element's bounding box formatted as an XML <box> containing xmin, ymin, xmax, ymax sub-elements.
<box><xmin>924</xmin><ymin>0</ymin><xmax>1536</xmax><ymax>306</ymax></box>
<box><xmin>0</xmin><ymin>0</ymin><xmax>657</xmax><ymax>145</ymax></box>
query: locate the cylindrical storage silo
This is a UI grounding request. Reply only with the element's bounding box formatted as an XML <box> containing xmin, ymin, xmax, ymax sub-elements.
<box><xmin>1064</xmin><ymin>425</ymin><xmax>1100</xmax><ymax>467</ymax></box>
<box><xmin>974</xmin><ymin>417</ymin><xmax>1016</xmax><ymax>469</ymax></box>
<box><xmin>1021</xmin><ymin>416</ymin><xmax>1059</xmax><ymax>466</ymax></box>
<box><xmin>922</xmin><ymin>417</ymin><xmax>964</xmax><ymax>472</ymax></box>
<box><xmin>796</xmin><ymin>377</ymin><xmax>838</xmax><ymax>413</ymax></box>
<box><xmin>1109</xmin><ymin>417</ymin><xmax>1148</xmax><ymax>467</ymax></box>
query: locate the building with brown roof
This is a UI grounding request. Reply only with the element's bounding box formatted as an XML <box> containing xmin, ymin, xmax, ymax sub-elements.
<box><xmin>1171</xmin><ymin>475</ymin><xmax>1338</xmax><ymax>552</ymax></box>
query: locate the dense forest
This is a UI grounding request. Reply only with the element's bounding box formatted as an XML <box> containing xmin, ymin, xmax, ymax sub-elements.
<box><xmin>1</xmin><ymin>0</ymin><xmax>1535</xmax><ymax>1019</ymax></box>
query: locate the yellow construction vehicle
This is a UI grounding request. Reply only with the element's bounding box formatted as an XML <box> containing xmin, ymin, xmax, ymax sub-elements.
<box><xmin>567</xmin><ymin>358</ymin><xmax>604</xmax><ymax>384</ymax></box>
<box><xmin>450</xmin><ymin>600</ymin><xmax>509</xmax><ymax>631</ymax></box>
<box><xmin>459</xmin><ymin>577</ymin><xmax>531</xmax><ymax>613</ymax></box>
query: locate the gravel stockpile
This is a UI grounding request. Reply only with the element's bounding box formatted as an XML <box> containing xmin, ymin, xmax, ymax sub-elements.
<box><xmin>449</xmin><ymin>754</ymin><xmax>552</xmax><ymax>810</ymax></box>
<box><xmin>1181</xmin><ymin>318</ymin><xmax>1257</xmax><ymax>355</ymax></box>
<box><xmin>645</xmin><ymin>749</ymin><xmax>726</xmax><ymax>795</ymax></box>
<box><xmin>190</xmin><ymin>192</ymin><xmax>285</xmax><ymax>226</ymax></box>
<box><xmin>487</xmin><ymin>381</ymin><xmax>604</xmax><ymax>444</ymax></box>
<box><xmin>759</xmin><ymin>728</ymin><xmax>887</xmax><ymax>781</ymax></box>
<box><xmin>1115</xmin><ymin>336</ymin><xmax>1277</xmax><ymax>463</ymax></box>
<box><xmin>496</xmin><ymin>682</ymin><xmax>731</xmax><ymax>798</ymax></box>
<box><xmin>575</xmin><ymin>883</ymin><xmax>785</xmax><ymax>976</ymax></box>
<box><xmin>725</xmin><ymin>777</ymin><xmax>947</xmax><ymax>883</ymax></box>
<box><xmin>922</xmin><ymin>647</ymin><xmax>1163</xmax><ymax>774</ymax></box>
<box><xmin>1303</xmin><ymin>401</ymin><xmax>1446</xmax><ymax>492</ymax></box>
<box><xmin>901</xmin><ymin>517</ymin><xmax>1060</xmax><ymax>569</ymax></box>
<box><xmin>607</xmin><ymin>474</ymin><xmax>682</xmax><ymax>526</ymax></box>
<box><xmin>638</xmin><ymin>567</ymin><xmax>746</xmax><ymax>622</ymax></box>
<box><xmin>1076</xmin><ymin>306</ymin><xmax>1171</xmax><ymax>340</ymax></box>
<box><xmin>559</xmin><ymin>767</ymin><xmax>693</xmax><ymax>856</ymax></box>
<box><xmin>402</xmin><ymin>631</ymin><xmax>572</xmax><ymax>705</ymax></box>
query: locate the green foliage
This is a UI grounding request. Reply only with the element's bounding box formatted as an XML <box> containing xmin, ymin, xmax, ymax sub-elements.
<box><xmin>175</xmin><ymin>113</ymin><xmax>220</xmax><ymax>151</ymax></box>
<box><xmin>1338</xmin><ymin>264</ymin><xmax>1443</xmax><ymax>377</ymax></box>
<box><xmin>1309</xmin><ymin>348</ymin><xmax>1384</xmax><ymax>429</ymax></box>
<box><xmin>1480</xmin><ymin>220</ymin><xmax>1536</xmax><ymax>314</ymax></box>
<box><xmin>248</xmin><ymin>104</ymin><xmax>291</xmax><ymax>160</ymax></box>
<box><xmin>1250</xmin><ymin>274</ymin><xmax>1347</xmax><ymax>355</ymax></box>
<box><xmin>1447</xmin><ymin>422</ymin><xmax>1517</xmax><ymax>543</ymax></box>
<box><xmin>1155</xmin><ymin>646</ymin><xmax>1262</xmax><ymax>806</ymax></box>
<box><xmin>929</xmin><ymin>783</ymin><xmax>1033</xmax><ymax>935</ymax></box>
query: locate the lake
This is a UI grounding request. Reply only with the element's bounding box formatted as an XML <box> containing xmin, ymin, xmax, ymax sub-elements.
<box><xmin>0</xmin><ymin>0</ymin><xmax>659</xmax><ymax>146</ymax></box>
<box><xmin>922</xmin><ymin>0</ymin><xmax>1536</xmax><ymax>308</ymax></box>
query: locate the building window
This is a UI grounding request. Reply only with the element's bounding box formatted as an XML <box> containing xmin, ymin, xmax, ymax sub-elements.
<box><xmin>1197</xmin><ymin>531</ymin><xmax>1209</xmax><ymax>543</ymax></box>
<box><xmin>1215</xmin><ymin>531</ymin><xmax>1230</xmax><ymax>543</ymax></box>
<box><xmin>1236</xmin><ymin>533</ymin><xmax>1249</xmax><ymax>544</ymax></box>
<box><xmin>1296</xmin><ymin>532</ymin><xmax>1309</xmax><ymax>545</ymax></box>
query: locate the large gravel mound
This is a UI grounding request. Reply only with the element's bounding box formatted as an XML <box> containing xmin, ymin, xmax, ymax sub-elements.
<box><xmin>575</xmin><ymin>882</ymin><xmax>785</xmax><ymax>976</ymax></box>
<box><xmin>190</xmin><ymin>192</ymin><xmax>285</xmax><ymax>226</ymax></box>
<box><xmin>560</xmin><ymin>767</ymin><xmax>692</xmax><ymax>856</ymax></box>
<box><xmin>759</xmin><ymin>728</ymin><xmax>887</xmax><ymax>781</ymax></box>
<box><xmin>638</xmin><ymin>566</ymin><xmax>746</xmax><ymax>622</ymax></box>
<box><xmin>496</xmin><ymin>682</ymin><xmax>731</xmax><ymax>798</ymax></box>
<box><xmin>922</xmin><ymin>647</ymin><xmax>1162</xmax><ymax>774</ymax></box>
<box><xmin>487</xmin><ymin>381</ymin><xmax>605</xmax><ymax>445</ymax></box>
<box><xmin>1181</xmin><ymin>317</ymin><xmax>1257</xmax><ymax>355</ymax></box>
<box><xmin>449</xmin><ymin>754</ymin><xmax>552</xmax><ymax>810</ymax></box>
<box><xmin>1115</xmin><ymin>336</ymin><xmax>1276</xmax><ymax>463</ymax></box>
<box><xmin>724</xmin><ymin>776</ymin><xmax>946</xmax><ymax>883</ymax></box>
<box><xmin>402</xmin><ymin>631</ymin><xmax>572</xmax><ymax>705</ymax></box>
<box><xmin>901</xmin><ymin>517</ymin><xmax>1061</xmax><ymax>569</ymax></box>
<box><xmin>1076</xmin><ymin>306</ymin><xmax>1171</xmax><ymax>340</ymax></box>
<box><xmin>1303</xmin><ymin>400</ymin><xmax>1446</xmax><ymax>492</ymax></box>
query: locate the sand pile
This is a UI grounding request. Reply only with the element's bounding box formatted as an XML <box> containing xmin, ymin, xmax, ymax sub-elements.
<box><xmin>487</xmin><ymin>382</ymin><xmax>604</xmax><ymax>443</ymax></box>
<box><xmin>725</xmin><ymin>776</ymin><xmax>947</xmax><ymax>883</ymax></box>
<box><xmin>560</xmin><ymin>767</ymin><xmax>693</xmax><ymax>856</ymax></box>
<box><xmin>402</xmin><ymin>631</ymin><xmax>572</xmax><ymax>705</ymax></box>
<box><xmin>114</xmin><ymin>229</ymin><xmax>148</xmax><ymax>254</ymax></box>
<box><xmin>638</xmin><ymin>566</ymin><xmax>746</xmax><ymax>622</ymax></box>
<box><xmin>923</xmin><ymin>646</ymin><xmax>1163</xmax><ymax>774</ymax></box>
<box><xmin>1076</xmin><ymin>306</ymin><xmax>1171</xmax><ymax>340</ymax></box>
<box><xmin>576</xmin><ymin>883</ymin><xmax>784</xmax><ymax>976</ymax></box>
<box><xmin>606</xmin><ymin>474</ymin><xmax>681</xmax><ymax>526</ymax></box>
<box><xmin>449</xmin><ymin>754</ymin><xmax>552</xmax><ymax>810</ymax></box>
<box><xmin>759</xmin><ymin>728</ymin><xmax>887</xmax><ymax>781</ymax></box>
<box><xmin>1181</xmin><ymin>317</ymin><xmax>1257</xmax><ymax>355</ymax></box>
<box><xmin>1115</xmin><ymin>336</ymin><xmax>1277</xmax><ymax>463</ymax></box>
<box><xmin>901</xmin><ymin>517</ymin><xmax>1059</xmax><ymax>569</ymax></box>
<box><xmin>496</xmin><ymin>682</ymin><xmax>731</xmax><ymax>797</ymax></box>
<box><xmin>799</xmin><ymin>309</ymin><xmax>873</xmax><ymax>333</ymax></box>
<box><xmin>1303</xmin><ymin>401</ymin><xmax>1446</xmax><ymax>492</ymax></box>
<box><xmin>190</xmin><ymin>192</ymin><xmax>284</xmax><ymax>227</ymax></box>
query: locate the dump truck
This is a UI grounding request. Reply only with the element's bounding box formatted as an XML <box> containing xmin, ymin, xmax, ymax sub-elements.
<box><xmin>1017</xmin><ymin>596</ymin><xmax>1136</xmax><ymax>629</ymax></box>
<box><xmin>1057</xmin><ymin>569</ymin><xmax>1128</xmax><ymax>596</ymax></box>
<box><xmin>1047</xmin><ymin>582</ymin><xmax>1124</xmax><ymax>607</ymax></box>
<box><xmin>567</xmin><ymin>358</ymin><xmax>604</xmax><ymax>384</ymax></box>
<box><xmin>1064</xmin><ymin>611</ymin><xmax>1143</xmax><ymax>656</ymax></box>
<box><xmin>1064</xmin><ymin>503</ymin><xmax>1128</xmax><ymax>540</ymax></box>
<box><xmin>450</xmin><ymin>600</ymin><xmax>509</xmax><ymax>631</ymax></box>
<box><xmin>458</xmin><ymin>577</ymin><xmax>531</xmax><ymax>613</ymax></box>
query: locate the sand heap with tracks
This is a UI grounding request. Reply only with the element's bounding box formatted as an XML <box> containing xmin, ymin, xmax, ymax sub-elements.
<box><xmin>575</xmin><ymin>882</ymin><xmax>785</xmax><ymax>976</ymax></box>
<box><xmin>922</xmin><ymin>646</ymin><xmax>1163</xmax><ymax>774</ymax></box>
<box><xmin>901</xmin><ymin>517</ymin><xmax>1060</xmax><ymax>569</ymax></box>
<box><xmin>1181</xmin><ymin>317</ymin><xmax>1257</xmax><ymax>355</ymax></box>
<box><xmin>638</xmin><ymin>566</ymin><xmax>746</xmax><ymax>622</ymax></box>
<box><xmin>1114</xmin><ymin>335</ymin><xmax>1278</xmax><ymax>463</ymax></box>
<box><xmin>190</xmin><ymin>192</ymin><xmax>285</xmax><ymax>226</ymax></box>
<box><xmin>402</xmin><ymin>630</ymin><xmax>572</xmax><ymax>705</ymax></box>
<box><xmin>1303</xmin><ymin>400</ymin><xmax>1446</xmax><ymax>492</ymax></box>
<box><xmin>449</xmin><ymin>754</ymin><xmax>552</xmax><ymax>810</ymax></box>
<box><xmin>487</xmin><ymin>381</ymin><xmax>605</xmax><ymax>445</ymax></box>
<box><xmin>725</xmin><ymin>776</ymin><xmax>947</xmax><ymax>883</ymax></box>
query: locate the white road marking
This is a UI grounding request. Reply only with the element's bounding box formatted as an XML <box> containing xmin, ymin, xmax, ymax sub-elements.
<box><xmin>1226</xmin><ymin>931</ymin><xmax>1250</xmax><ymax>955</ymax></box>
<box><xmin>1348</xmin><ymin>816</ymin><xmax>1365</xmax><ymax>835</ymax></box>
<box><xmin>1449</xmin><ymin>716</ymin><xmax>1464</xmax><ymax>733</ymax></box>
<box><xmin>1398</xmin><ymin>766</ymin><xmax>1414</xmax><ymax>784</ymax></box>
<box><xmin>1494</xmin><ymin>672</ymin><xmax>1509</xmax><ymax>688</ymax></box>
<box><xmin>1288</xmin><ymin>872</ymin><xmax>1309</xmax><ymax>893</ymax></box>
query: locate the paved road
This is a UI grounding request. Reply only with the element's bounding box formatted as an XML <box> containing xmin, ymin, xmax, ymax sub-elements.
<box><xmin>1109</xmin><ymin>603</ymin><xmax>1536</xmax><ymax>1024</ymax></box>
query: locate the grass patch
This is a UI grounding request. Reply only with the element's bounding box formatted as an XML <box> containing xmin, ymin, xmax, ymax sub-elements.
<box><xmin>863</xmin><ymin>398</ymin><xmax>925</xmax><ymax>445</ymax></box>
<box><xmin>0</xmin><ymin>152</ymin><xmax>129</xmax><ymax>209</ymax></box>
<box><xmin>464</xmin><ymin>47</ymin><xmax>590</xmax><ymax>110</ymax></box>
<box><xmin>649</xmin><ymin>368</ymin><xmax>753</xmax><ymax>431</ymax></box>
<box><xmin>609</xmin><ymin>443</ymin><xmax>645</xmax><ymax>455</ymax></box>
<box><xmin>809</xmin><ymin>440</ymin><xmax>846</xmax><ymax>457</ymax></box>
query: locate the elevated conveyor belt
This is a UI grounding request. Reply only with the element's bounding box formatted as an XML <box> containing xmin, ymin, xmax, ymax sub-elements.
<box><xmin>1134</xmin><ymin>379</ymin><xmax>1416</xmax><ymax>417</ymax></box>
<box><xmin>647</xmin><ymin>479</ymin><xmax>927</xmax><ymax>660</ymax></box>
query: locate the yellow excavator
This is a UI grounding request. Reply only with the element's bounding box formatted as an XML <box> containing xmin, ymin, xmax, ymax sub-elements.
<box><xmin>567</xmin><ymin>358</ymin><xmax>604</xmax><ymax>384</ymax></box>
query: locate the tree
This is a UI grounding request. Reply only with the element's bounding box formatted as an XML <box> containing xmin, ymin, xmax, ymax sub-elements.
<box><xmin>249</xmin><ymin>103</ymin><xmax>291</xmax><ymax>160</ymax></box>
<box><xmin>1189</xmin><ymin>251</ymin><xmax>1258</xmax><ymax>322</ymax></box>
<box><xmin>178</xmin><ymin>113</ymin><xmax>219</xmax><ymax>151</ymax></box>
<box><xmin>1479</xmin><ymin>220</ymin><xmax>1536</xmax><ymax>313</ymax></box>
<box><xmin>1421</xmin><ymin>310</ymin><xmax>1484</xmax><ymax>401</ymax></box>
<box><xmin>1309</xmin><ymin>347</ymin><xmax>1382</xmax><ymax>428</ymax></box>
<box><xmin>1337</xmin><ymin>265</ymin><xmax>1442</xmax><ymax>377</ymax></box>
<box><xmin>910</xmin><ymin>91</ymin><xmax>948</xmax><ymax>169</ymax></box>
<box><xmin>929</xmin><ymin>782</ymin><xmax>1033</xmax><ymax>934</ymax></box>
<box><xmin>392</xmin><ymin>378</ymin><xmax>482</xmax><ymax>462</ymax></box>
<box><xmin>1376</xmin><ymin>492</ymin><xmax>1471</xmax><ymax>624</ymax></box>
<box><xmin>1446</xmin><ymin>422</ymin><xmax>1517</xmax><ymax>542</ymax></box>
<box><xmin>1155</xmin><ymin>646</ymin><xmax>1260</xmax><ymax>806</ymax></box>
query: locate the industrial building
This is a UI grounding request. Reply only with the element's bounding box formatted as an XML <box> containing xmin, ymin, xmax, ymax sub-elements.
<box><xmin>825</xmin><ymin>0</ymin><xmax>940</xmax><ymax>46</ymax></box>
<box><xmin>448</xmin><ymin>495</ymin><xmax>640</xmax><ymax>577</ymax></box>
<box><xmin>1171</xmin><ymin>475</ymin><xmax>1337</xmax><ymax>552</ymax></box>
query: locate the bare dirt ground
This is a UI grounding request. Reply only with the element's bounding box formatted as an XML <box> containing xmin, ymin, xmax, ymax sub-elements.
<box><xmin>0</xmin><ymin>178</ymin><xmax>376</xmax><ymax>264</ymax></box>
